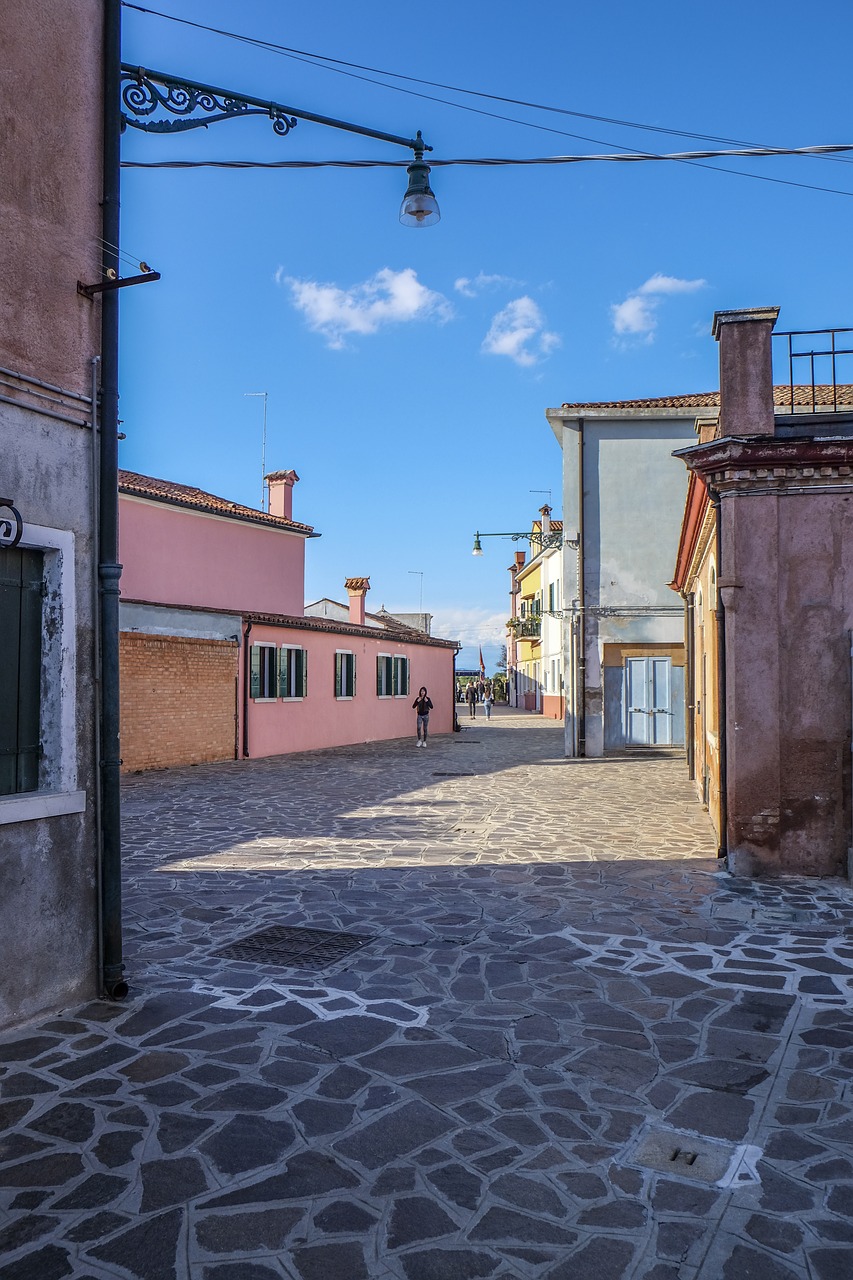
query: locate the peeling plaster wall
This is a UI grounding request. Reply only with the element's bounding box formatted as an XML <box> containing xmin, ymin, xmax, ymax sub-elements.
<box><xmin>0</xmin><ymin>0</ymin><xmax>102</xmax><ymax>1026</ymax></box>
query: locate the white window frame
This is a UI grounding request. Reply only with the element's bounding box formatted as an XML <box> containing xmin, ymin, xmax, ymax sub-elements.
<box><xmin>0</xmin><ymin>523</ymin><xmax>85</xmax><ymax>826</ymax></box>
<box><xmin>279</xmin><ymin>645</ymin><xmax>307</xmax><ymax>701</ymax></box>
<box><xmin>251</xmin><ymin>642</ymin><xmax>278</xmax><ymax>701</ymax></box>
<box><xmin>376</xmin><ymin>652</ymin><xmax>393</xmax><ymax>698</ymax></box>
<box><xmin>335</xmin><ymin>649</ymin><xmax>356</xmax><ymax>700</ymax></box>
<box><xmin>393</xmin><ymin>654</ymin><xmax>410</xmax><ymax>698</ymax></box>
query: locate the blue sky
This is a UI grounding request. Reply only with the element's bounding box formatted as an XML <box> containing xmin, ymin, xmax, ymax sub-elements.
<box><xmin>118</xmin><ymin>0</ymin><xmax>853</xmax><ymax>670</ymax></box>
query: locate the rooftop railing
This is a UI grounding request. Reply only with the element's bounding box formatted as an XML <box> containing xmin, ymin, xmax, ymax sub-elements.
<box><xmin>773</xmin><ymin>327</ymin><xmax>853</xmax><ymax>413</ymax></box>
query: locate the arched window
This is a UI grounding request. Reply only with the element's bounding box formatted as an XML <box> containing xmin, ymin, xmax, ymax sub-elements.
<box><xmin>697</xmin><ymin>588</ymin><xmax>704</xmax><ymax>626</ymax></box>
<box><xmin>709</xmin><ymin>563</ymin><xmax>717</xmax><ymax>613</ymax></box>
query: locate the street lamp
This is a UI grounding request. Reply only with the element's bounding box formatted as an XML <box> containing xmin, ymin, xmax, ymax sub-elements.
<box><xmin>119</xmin><ymin>66</ymin><xmax>439</xmax><ymax>227</ymax></box>
<box><xmin>94</xmin><ymin>5</ymin><xmax>441</xmax><ymax>1000</ymax></box>
<box><xmin>472</xmin><ymin>529</ymin><xmax>573</xmax><ymax>556</ymax></box>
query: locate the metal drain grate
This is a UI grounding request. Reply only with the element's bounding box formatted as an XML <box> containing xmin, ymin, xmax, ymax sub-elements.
<box><xmin>215</xmin><ymin>925</ymin><xmax>374</xmax><ymax>970</ymax></box>
<box><xmin>433</xmin><ymin>771</ymin><xmax>475</xmax><ymax>778</ymax></box>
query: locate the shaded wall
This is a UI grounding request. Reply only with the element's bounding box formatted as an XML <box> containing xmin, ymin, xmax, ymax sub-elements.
<box><xmin>0</xmin><ymin>0</ymin><xmax>103</xmax><ymax>1025</ymax></box>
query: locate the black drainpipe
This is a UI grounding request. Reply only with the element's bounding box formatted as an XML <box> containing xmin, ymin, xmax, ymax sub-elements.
<box><xmin>242</xmin><ymin>620</ymin><xmax>253</xmax><ymax>757</ymax></box>
<box><xmin>708</xmin><ymin>486</ymin><xmax>728</xmax><ymax>860</ymax></box>
<box><xmin>576</xmin><ymin>418</ymin><xmax>586</xmax><ymax>757</ymax></box>
<box><xmin>98</xmin><ymin>0</ymin><xmax>127</xmax><ymax>1000</ymax></box>
<box><xmin>685</xmin><ymin>591</ymin><xmax>695</xmax><ymax>781</ymax></box>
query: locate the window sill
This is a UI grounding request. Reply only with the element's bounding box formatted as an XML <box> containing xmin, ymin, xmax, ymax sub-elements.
<box><xmin>335</xmin><ymin>696</ymin><xmax>354</xmax><ymax>701</ymax></box>
<box><xmin>0</xmin><ymin>790</ymin><xmax>87</xmax><ymax>826</ymax></box>
<box><xmin>252</xmin><ymin>697</ymin><xmax>278</xmax><ymax>703</ymax></box>
<box><xmin>280</xmin><ymin>697</ymin><xmax>304</xmax><ymax>703</ymax></box>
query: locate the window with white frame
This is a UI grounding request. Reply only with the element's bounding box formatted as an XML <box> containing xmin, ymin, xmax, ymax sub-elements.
<box><xmin>279</xmin><ymin>645</ymin><xmax>307</xmax><ymax>699</ymax></box>
<box><xmin>376</xmin><ymin>653</ymin><xmax>393</xmax><ymax>697</ymax></box>
<box><xmin>250</xmin><ymin>643</ymin><xmax>278</xmax><ymax>700</ymax></box>
<box><xmin>393</xmin><ymin>655</ymin><xmax>410</xmax><ymax>697</ymax></box>
<box><xmin>1</xmin><ymin>548</ymin><xmax>44</xmax><ymax>795</ymax></box>
<box><xmin>0</xmin><ymin>521</ymin><xmax>83</xmax><ymax>823</ymax></box>
<box><xmin>335</xmin><ymin>650</ymin><xmax>356</xmax><ymax>699</ymax></box>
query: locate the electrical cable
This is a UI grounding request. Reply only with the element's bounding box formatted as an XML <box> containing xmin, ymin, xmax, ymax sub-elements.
<box><xmin>120</xmin><ymin>142</ymin><xmax>853</xmax><ymax>198</ymax></box>
<box><xmin>119</xmin><ymin>4</ymin><xmax>853</xmax><ymax>197</ymax></box>
<box><xmin>120</xmin><ymin>2</ymin><xmax>848</xmax><ymax>158</ymax></box>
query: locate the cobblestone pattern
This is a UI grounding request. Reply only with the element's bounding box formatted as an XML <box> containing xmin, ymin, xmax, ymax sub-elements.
<box><xmin>1</xmin><ymin>710</ymin><xmax>853</xmax><ymax>1279</ymax></box>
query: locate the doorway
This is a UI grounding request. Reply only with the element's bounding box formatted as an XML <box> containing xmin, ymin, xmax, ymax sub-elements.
<box><xmin>624</xmin><ymin>656</ymin><xmax>674</xmax><ymax>746</ymax></box>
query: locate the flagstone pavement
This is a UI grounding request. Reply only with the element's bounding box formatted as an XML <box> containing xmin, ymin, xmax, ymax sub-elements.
<box><xmin>2</xmin><ymin>707</ymin><xmax>853</xmax><ymax>1280</ymax></box>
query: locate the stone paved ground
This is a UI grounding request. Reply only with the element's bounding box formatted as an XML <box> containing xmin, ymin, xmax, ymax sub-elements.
<box><xmin>2</xmin><ymin>708</ymin><xmax>853</xmax><ymax>1280</ymax></box>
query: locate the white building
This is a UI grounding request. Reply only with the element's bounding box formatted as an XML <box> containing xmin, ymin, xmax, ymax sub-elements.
<box><xmin>546</xmin><ymin>397</ymin><xmax>703</xmax><ymax>756</ymax></box>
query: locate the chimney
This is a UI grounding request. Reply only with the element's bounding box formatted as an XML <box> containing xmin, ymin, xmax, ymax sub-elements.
<box><xmin>345</xmin><ymin>577</ymin><xmax>370</xmax><ymax>626</ymax></box>
<box><xmin>712</xmin><ymin>307</ymin><xmax>780</xmax><ymax>438</ymax></box>
<box><xmin>539</xmin><ymin>504</ymin><xmax>552</xmax><ymax>536</ymax></box>
<box><xmin>266</xmin><ymin>469</ymin><xmax>299</xmax><ymax>520</ymax></box>
<box><xmin>515</xmin><ymin>551</ymin><xmax>526</xmax><ymax>569</ymax></box>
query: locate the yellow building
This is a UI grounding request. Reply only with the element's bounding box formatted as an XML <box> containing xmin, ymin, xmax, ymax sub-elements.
<box><xmin>508</xmin><ymin>510</ymin><xmax>564</xmax><ymax>717</ymax></box>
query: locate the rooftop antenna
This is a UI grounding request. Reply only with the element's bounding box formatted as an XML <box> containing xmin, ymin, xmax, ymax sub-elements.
<box><xmin>530</xmin><ymin>488</ymin><xmax>552</xmax><ymax>506</ymax></box>
<box><xmin>408</xmin><ymin>570</ymin><xmax>424</xmax><ymax>614</ymax></box>
<box><xmin>244</xmin><ymin>391</ymin><xmax>268</xmax><ymax>510</ymax></box>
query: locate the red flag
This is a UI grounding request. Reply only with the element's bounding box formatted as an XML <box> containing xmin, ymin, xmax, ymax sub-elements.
<box><xmin>479</xmin><ymin>647</ymin><xmax>485</xmax><ymax>676</ymax></box>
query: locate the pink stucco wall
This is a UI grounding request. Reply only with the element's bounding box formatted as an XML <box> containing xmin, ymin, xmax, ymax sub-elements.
<box><xmin>242</xmin><ymin>623</ymin><xmax>455</xmax><ymax>757</ymax></box>
<box><xmin>723</xmin><ymin>488</ymin><xmax>853</xmax><ymax>877</ymax></box>
<box><xmin>0</xmin><ymin>0</ymin><xmax>102</xmax><ymax>389</ymax></box>
<box><xmin>119</xmin><ymin>496</ymin><xmax>306</xmax><ymax>616</ymax></box>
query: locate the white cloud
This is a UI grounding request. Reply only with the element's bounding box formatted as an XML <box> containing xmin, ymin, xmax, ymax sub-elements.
<box><xmin>637</xmin><ymin>272</ymin><xmax>706</xmax><ymax>297</ymax></box>
<box><xmin>481</xmin><ymin>296</ymin><xmax>561</xmax><ymax>368</ymax></box>
<box><xmin>611</xmin><ymin>273</ymin><xmax>707</xmax><ymax>344</ymax></box>
<box><xmin>431</xmin><ymin>607</ymin><xmax>508</xmax><ymax>647</ymax></box>
<box><xmin>454</xmin><ymin>272</ymin><xmax>521</xmax><ymax>298</ymax></box>
<box><xmin>278</xmin><ymin>266</ymin><xmax>453</xmax><ymax>348</ymax></box>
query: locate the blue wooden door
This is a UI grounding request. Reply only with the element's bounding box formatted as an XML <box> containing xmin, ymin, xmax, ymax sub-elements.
<box><xmin>625</xmin><ymin>657</ymin><xmax>673</xmax><ymax>746</ymax></box>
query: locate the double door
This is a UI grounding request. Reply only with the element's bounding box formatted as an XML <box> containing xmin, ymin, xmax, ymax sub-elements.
<box><xmin>625</xmin><ymin>656</ymin><xmax>673</xmax><ymax>746</ymax></box>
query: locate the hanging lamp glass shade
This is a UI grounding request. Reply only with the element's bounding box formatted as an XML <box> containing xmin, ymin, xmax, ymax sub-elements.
<box><xmin>400</xmin><ymin>154</ymin><xmax>440</xmax><ymax>226</ymax></box>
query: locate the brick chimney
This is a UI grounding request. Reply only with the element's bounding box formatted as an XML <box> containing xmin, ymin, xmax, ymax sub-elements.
<box><xmin>712</xmin><ymin>307</ymin><xmax>780</xmax><ymax>438</ymax></box>
<box><xmin>344</xmin><ymin>577</ymin><xmax>370</xmax><ymax>626</ymax></box>
<box><xmin>266</xmin><ymin>469</ymin><xmax>299</xmax><ymax>520</ymax></box>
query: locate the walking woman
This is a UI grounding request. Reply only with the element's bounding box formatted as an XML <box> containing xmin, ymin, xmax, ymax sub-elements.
<box><xmin>412</xmin><ymin>686</ymin><xmax>433</xmax><ymax>747</ymax></box>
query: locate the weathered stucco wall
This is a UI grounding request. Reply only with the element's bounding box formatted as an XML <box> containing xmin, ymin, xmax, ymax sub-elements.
<box><xmin>724</xmin><ymin>489</ymin><xmax>853</xmax><ymax>876</ymax></box>
<box><xmin>0</xmin><ymin>0</ymin><xmax>103</xmax><ymax>388</ymax></box>
<box><xmin>0</xmin><ymin>0</ymin><xmax>103</xmax><ymax>1026</ymax></box>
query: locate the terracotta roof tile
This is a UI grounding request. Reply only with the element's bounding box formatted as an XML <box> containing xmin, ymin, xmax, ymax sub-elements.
<box><xmin>118</xmin><ymin>470</ymin><xmax>314</xmax><ymax>534</ymax></box>
<box><xmin>557</xmin><ymin>385</ymin><xmax>853</xmax><ymax>412</ymax></box>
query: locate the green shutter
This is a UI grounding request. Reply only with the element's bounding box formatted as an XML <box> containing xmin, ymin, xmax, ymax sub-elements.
<box><xmin>350</xmin><ymin>654</ymin><xmax>356</xmax><ymax>698</ymax></box>
<box><xmin>0</xmin><ymin>549</ymin><xmax>43</xmax><ymax>796</ymax></box>
<box><xmin>376</xmin><ymin>655</ymin><xmax>383</xmax><ymax>696</ymax></box>
<box><xmin>250</xmin><ymin>645</ymin><xmax>262</xmax><ymax>698</ymax></box>
<box><xmin>392</xmin><ymin>657</ymin><xmax>399</xmax><ymax>697</ymax></box>
<box><xmin>402</xmin><ymin>658</ymin><xmax>409</xmax><ymax>696</ymax></box>
<box><xmin>335</xmin><ymin>653</ymin><xmax>342</xmax><ymax>698</ymax></box>
<box><xmin>279</xmin><ymin>648</ymin><xmax>289</xmax><ymax>699</ymax></box>
<box><xmin>300</xmin><ymin>648</ymin><xmax>308</xmax><ymax>697</ymax></box>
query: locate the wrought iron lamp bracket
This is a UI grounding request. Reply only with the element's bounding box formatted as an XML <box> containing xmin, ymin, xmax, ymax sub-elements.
<box><xmin>120</xmin><ymin>69</ymin><xmax>298</xmax><ymax>138</ymax></box>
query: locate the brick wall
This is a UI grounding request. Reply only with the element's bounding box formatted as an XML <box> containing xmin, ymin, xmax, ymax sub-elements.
<box><xmin>120</xmin><ymin>633</ymin><xmax>237</xmax><ymax>772</ymax></box>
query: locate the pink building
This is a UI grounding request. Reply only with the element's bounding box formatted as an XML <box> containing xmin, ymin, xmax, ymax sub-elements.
<box><xmin>118</xmin><ymin>469</ymin><xmax>458</xmax><ymax>770</ymax></box>
<box><xmin>673</xmin><ymin>308</ymin><xmax>853</xmax><ymax>879</ymax></box>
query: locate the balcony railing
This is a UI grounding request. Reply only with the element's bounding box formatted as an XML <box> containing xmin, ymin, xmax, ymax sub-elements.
<box><xmin>773</xmin><ymin>327</ymin><xmax>853</xmax><ymax>414</ymax></box>
<box><xmin>509</xmin><ymin>617</ymin><xmax>541</xmax><ymax>638</ymax></box>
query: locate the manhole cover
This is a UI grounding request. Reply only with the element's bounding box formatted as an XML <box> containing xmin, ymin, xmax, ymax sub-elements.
<box><xmin>215</xmin><ymin>925</ymin><xmax>374</xmax><ymax>970</ymax></box>
<box><xmin>454</xmin><ymin>740</ymin><xmax>481</xmax><ymax>744</ymax></box>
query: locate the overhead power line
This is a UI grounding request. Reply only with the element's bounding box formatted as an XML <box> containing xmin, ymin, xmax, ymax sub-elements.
<box><xmin>120</xmin><ymin>142</ymin><xmax>853</xmax><ymax>199</ymax></box>
<box><xmin>119</xmin><ymin>3</ymin><xmax>847</xmax><ymax>157</ymax></box>
<box><xmin>119</xmin><ymin>3</ymin><xmax>853</xmax><ymax>198</ymax></box>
